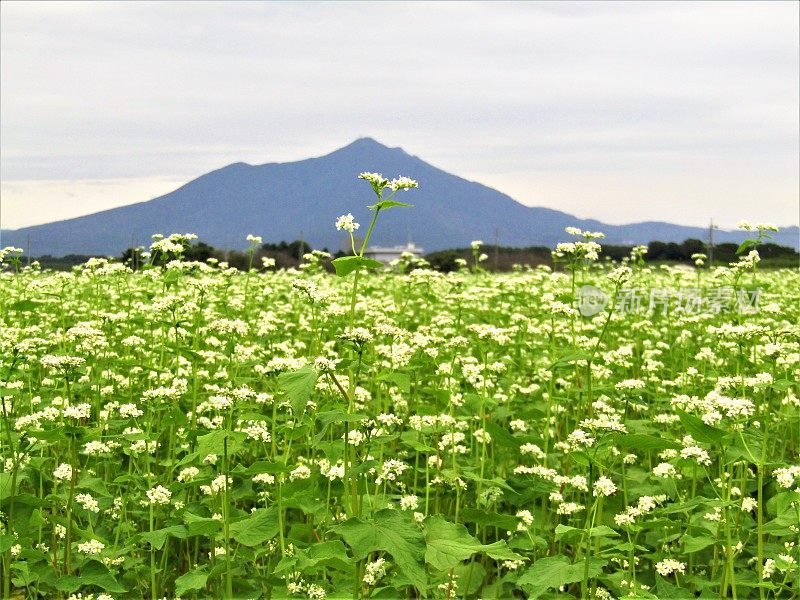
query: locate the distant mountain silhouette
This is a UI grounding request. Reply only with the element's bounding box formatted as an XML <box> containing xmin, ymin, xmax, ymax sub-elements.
<box><xmin>2</xmin><ymin>138</ymin><xmax>798</xmax><ymax>256</ymax></box>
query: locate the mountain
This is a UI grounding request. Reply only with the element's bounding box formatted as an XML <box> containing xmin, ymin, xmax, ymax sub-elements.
<box><xmin>2</xmin><ymin>138</ymin><xmax>798</xmax><ymax>256</ymax></box>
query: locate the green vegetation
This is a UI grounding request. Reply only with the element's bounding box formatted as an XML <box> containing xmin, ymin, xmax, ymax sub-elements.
<box><xmin>0</xmin><ymin>179</ymin><xmax>798</xmax><ymax>599</ymax></box>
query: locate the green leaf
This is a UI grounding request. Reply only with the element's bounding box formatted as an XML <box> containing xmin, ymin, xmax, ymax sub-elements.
<box><xmin>0</xmin><ymin>472</ymin><xmax>14</xmax><ymax>501</ymax></box>
<box><xmin>517</xmin><ymin>555</ymin><xmax>606</xmax><ymax>599</ymax></box>
<box><xmin>331</xmin><ymin>255</ymin><xmax>384</xmax><ymax>277</ymax></box>
<box><xmin>367</xmin><ymin>199</ymin><xmax>413</xmax><ymax>211</ymax></box>
<box><xmin>549</xmin><ymin>351</ymin><xmax>592</xmax><ymax>370</ymax></box>
<box><xmin>77</xmin><ymin>476</ymin><xmax>112</xmax><ymax>498</ymax></box>
<box><xmin>682</xmin><ymin>534</ymin><xmax>716</xmax><ymax>553</ymax></box>
<box><xmin>482</xmin><ymin>540</ymin><xmax>529</xmax><ymax>562</ymax></box>
<box><xmin>183</xmin><ymin>512</ymin><xmax>222</xmax><ymax>537</ymax></box>
<box><xmin>195</xmin><ymin>430</ymin><xmax>247</xmax><ymax>458</ymax></box>
<box><xmin>139</xmin><ymin>525</ymin><xmax>188</xmax><ymax>550</ymax></box>
<box><xmin>376</xmin><ymin>371</ymin><xmax>411</xmax><ymax>393</ymax></box>
<box><xmin>656</xmin><ymin>575</ymin><xmax>687</xmax><ymax>598</ymax></box>
<box><xmin>175</xmin><ymin>569</ymin><xmax>208</xmax><ymax>597</ymax></box>
<box><xmin>8</xmin><ymin>299</ymin><xmax>42</xmax><ymax>311</ymax></box>
<box><xmin>614</xmin><ymin>433</ymin><xmax>681</xmax><ymax>451</ymax></box>
<box><xmin>55</xmin><ymin>575</ymin><xmax>82</xmax><ymax>593</ymax></box>
<box><xmin>454</xmin><ymin>561</ymin><xmax>486</xmax><ymax>596</ymax></box>
<box><xmin>483</xmin><ymin>421</ymin><xmax>519</xmax><ymax>449</ymax></box>
<box><xmin>10</xmin><ymin>561</ymin><xmax>35</xmax><ymax>588</ymax></box>
<box><xmin>459</xmin><ymin>509</ymin><xmax>519</xmax><ymax>531</ymax></box>
<box><xmin>424</xmin><ymin>515</ymin><xmax>525</xmax><ymax>572</ymax></box>
<box><xmin>229</xmin><ymin>508</ymin><xmax>279</xmax><ymax>546</ymax></box>
<box><xmin>316</xmin><ymin>410</ymin><xmax>369</xmax><ymax>427</ymax></box>
<box><xmin>334</xmin><ymin>509</ymin><xmax>426</xmax><ymax>592</ymax></box>
<box><xmin>360</xmin><ymin>257</ymin><xmax>383</xmax><ymax>270</ymax></box>
<box><xmin>77</xmin><ymin>561</ymin><xmax>128</xmax><ymax>593</ymax></box>
<box><xmin>736</xmin><ymin>239</ymin><xmax>757</xmax><ymax>255</ymax></box>
<box><xmin>277</xmin><ymin>365</ymin><xmax>319</xmax><ymax>416</ymax></box>
<box><xmin>678</xmin><ymin>411</ymin><xmax>727</xmax><ymax>445</ymax></box>
<box><xmin>292</xmin><ymin>540</ymin><xmax>353</xmax><ymax>574</ymax></box>
<box><xmin>555</xmin><ymin>524</ymin><xmax>619</xmax><ymax>543</ymax></box>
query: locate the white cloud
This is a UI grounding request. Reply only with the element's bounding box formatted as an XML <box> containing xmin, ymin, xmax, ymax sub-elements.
<box><xmin>1</xmin><ymin>1</ymin><xmax>797</xmax><ymax>227</ymax></box>
<box><xmin>0</xmin><ymin>177</ymin><xmax>187</xmax><ymax>229</ymax></box>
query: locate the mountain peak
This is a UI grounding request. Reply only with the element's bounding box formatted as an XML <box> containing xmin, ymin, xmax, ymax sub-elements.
<box><xmin>2</xmin><ymin>140</ymin><xmax>797</xmax><ymax>256</ymax></box>
<box><xmin>333</xmin><ymin>137</ymin><xmax>405</xmax><ymax>156</ymax></box>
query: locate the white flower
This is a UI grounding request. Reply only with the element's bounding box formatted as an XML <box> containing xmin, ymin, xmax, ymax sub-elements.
<box><xmin>177</xmin><ymin>467</ymin><xmax>200</xmax><ymax>482</ymax></box>
<box><xmin>520</xmin><ymin>443</ymin><xmax>546</xmax><ymax>459</ymax></box>
<box><xmin>335</xmin><ymin>213</ymin><xmax>360</xmax><ymax>233</ymax></box>
<box><xmin>774</xmin><ymin>466</ymin><xmax>800</xmax><ymax>488</ymax></box>
<box><xmin>375</xmin><ymin>459</ymin><xmax>409</xmax><ymax>485</ymax></box>
<box><xmin>680</xmin><ymin>445</ymin><xmax>711</xmax><ymax>466</ymax></box>
<box><xmin>516</xmin><ymin>509</ymin><xmax>534</xmax><ymax>530</ymax></box>
<box><xmin>145</xmin><ymin>485</ymin><xmax>172</xmax><ymax>505</ymax></box>
<box><xmin>655</xmin><ymin>559</ymin><xmax>686</xmax><ymax>577</ymax></box>
<box><xmin>75</xmin><ymin>493</ymin><xmax>100</xmax><ymax>513</ymax></box>
<box><xmin>246</xmin><ymin>234</ymin><xmax>263</xmax><ymax>245</ymax></box>
<box><xmin>363</xmin><ymin>557</ymin><xmax>388</xmax><ymax>586</ymax></box>
<box><xmin>741</xmin><ymin>497</ymin><xmax>758</xmax><ymax>512</ymax></box>
<box><xmin>762</xmin><ymin>558</ymin><xmax>776</xmax><ymax>579</ymax></box>
<box><xmin>389</xmin><ymin>176</ymin><xmax>418</xmax><ymax>191</ymax></box>
<box><xmin>509</xmin><ymin>419</ymin><xmax>527</xmax><ymax>432</ymax></box>
<box><xmin>593</xmin><ymin>476</ymin><xmax>617</xmax><ymax>497</ymax></box>
<box><xmin>556</xmin><ymin>502</ymin><xmax>585</xmax><ymax>515</ymax></box>
<box><xmin>400</xmin><ymin>495</ymin><xmax>419</xmax><ymax>510</ymax></box>
<box><xmin>200</xmin><ymin>474</ymin><xmax>232</xmax><ymax>495</ymax></box>
<box><xmin>118</xmin><ymin>403</ymin><xmax>143</xmax><ymax>418</ymax></box>
<box><xmin>53</xmin><ymin>463</ymin><xmax>73</xmax><ymax>481</ymax></box>
<box><xmin>78</xmin><ymin>539</ymin><xmax>105</xmax><ymax>555</ymax></box>
<box><xmin>653</xmin><ymin>463</ymin><xmax>680</xmax><ymax>479</ymax></box>
<box><xmin>473</xmin><ymin>428</ymin><xmax>492</xmax><ymax>443</ymax></box>
<box><xmin>253</xmin><ymin>473</ymin><xmax>275</xmax><ymax>485</ymax></box>
<box><xmin>346</xmin><ymin>429</ymin><xmax>365</xmax><ymax>446</ymax></box>
<box><xmin>358</xmin><ymin>172</ymin><xmax>389</xmax><ymax>189</ymax></box>
<box><xmin>607</xmin><ymin>266</ymin><xmax>632</xmax><ymax>286</ymax></box>
<box><xmin>41</xmin><ymin>355</ymin><xmax>85</xmax><ymax>371</ymax></box>
<box><xmin>290</xmin><ymin>464</ymin><xmax>311</xmax><ymax>481</ymax></box>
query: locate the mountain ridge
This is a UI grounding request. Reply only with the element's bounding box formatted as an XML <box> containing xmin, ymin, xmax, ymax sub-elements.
<box><xmin>2</xmin><ymin>137</ymin><xmax>798</xmax><ymax>256</ymax></box>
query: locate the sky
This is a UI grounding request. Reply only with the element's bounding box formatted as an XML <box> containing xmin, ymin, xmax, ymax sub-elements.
<box><xmin>1</xmin><ymin>1</ymin><xmax>798</xmax><ymax>231</ymax></box>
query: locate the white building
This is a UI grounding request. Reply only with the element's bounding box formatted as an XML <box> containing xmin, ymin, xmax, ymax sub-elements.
<box><xmin>363</xmin><ymin>242</ymin><xmax>424</xmax><ymax>263</ymax></box>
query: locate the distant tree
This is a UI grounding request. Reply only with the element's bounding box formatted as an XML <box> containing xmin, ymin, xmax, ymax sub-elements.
<box><xmin>599</xmin><ymin>245</ymin><xmax>631</xmax><ymax>261</ymax></box>
<box><xmin>680</xmin><ymin>238</ymin><xmax>706</xmax><ymax>258</ymax></box>
<box><xmin>714</xmin><ymin>243</ymin><xmax>738</xmax><ymax>264</ymax></box>
<box><xmin>184</xmin><ymin>241</ymin><xmax>216</xmax><ymax>262</ymax></box>
<box><xmin>426</xmin><ymin>250</ymin><xmax>465</xmax><ymax>272</ymax></box>
<box><xmin>261</xmin><ymin>240</ymin><xmax>311</xmax><ymax>259</ymax></box>
<box><xmin>121</xmin><ymin>240</ymin><xmax>216</xmax><ymax>269</ymax></box>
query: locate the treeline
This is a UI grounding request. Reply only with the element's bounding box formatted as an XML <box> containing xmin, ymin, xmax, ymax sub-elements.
<box><xmin>425</xmin><ymin>246</ymin><xmax>552</xmax><ymax>272</ymax></box>
<box><xmin>25</xmin><ymin>237</ymin><xmax>799</xmax><ymax>272</ymax></box>
<box><xmin>119</xmin><ymin>240</ymin><xmax>324</xmax><ymax>271</ymax></box>
<box><xmin>601</xmin><ymin>238</ymin><xmax>798</xmax><ymax>266</ymax></box>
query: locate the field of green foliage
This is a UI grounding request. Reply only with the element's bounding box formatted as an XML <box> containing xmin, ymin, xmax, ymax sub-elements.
<box><xmin>1</xmin><ymin>174</ymin><xmax>798</xmax><ymax>600</ymax></box>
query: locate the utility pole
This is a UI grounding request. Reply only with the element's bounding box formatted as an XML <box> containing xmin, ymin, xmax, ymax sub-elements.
<box><xmin>493</xmin><ymin>227</ymin><xmax>500</xmax><ymax>271</ymax></box>
<box><xmin>299</xmin><ymin>230</ymin><xmax>304</xmax><ymax>261</ymax></box>
<box><xmin>707</xmin><ymin>219</ymin><xmax>715</xmax><ymax>268</ymax></box>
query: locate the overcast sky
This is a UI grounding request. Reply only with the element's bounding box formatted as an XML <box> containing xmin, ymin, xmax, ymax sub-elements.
<box><xmin>1</xmin><ymin>1</ymin><xmax>798</xmax><ymax>230</ymax></box>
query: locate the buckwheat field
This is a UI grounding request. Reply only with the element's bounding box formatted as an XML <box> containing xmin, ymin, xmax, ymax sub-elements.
<box><xmin>1</xmin><ymin>174</ymin><xmax>798</xmax><ymax>600</ymax></box>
